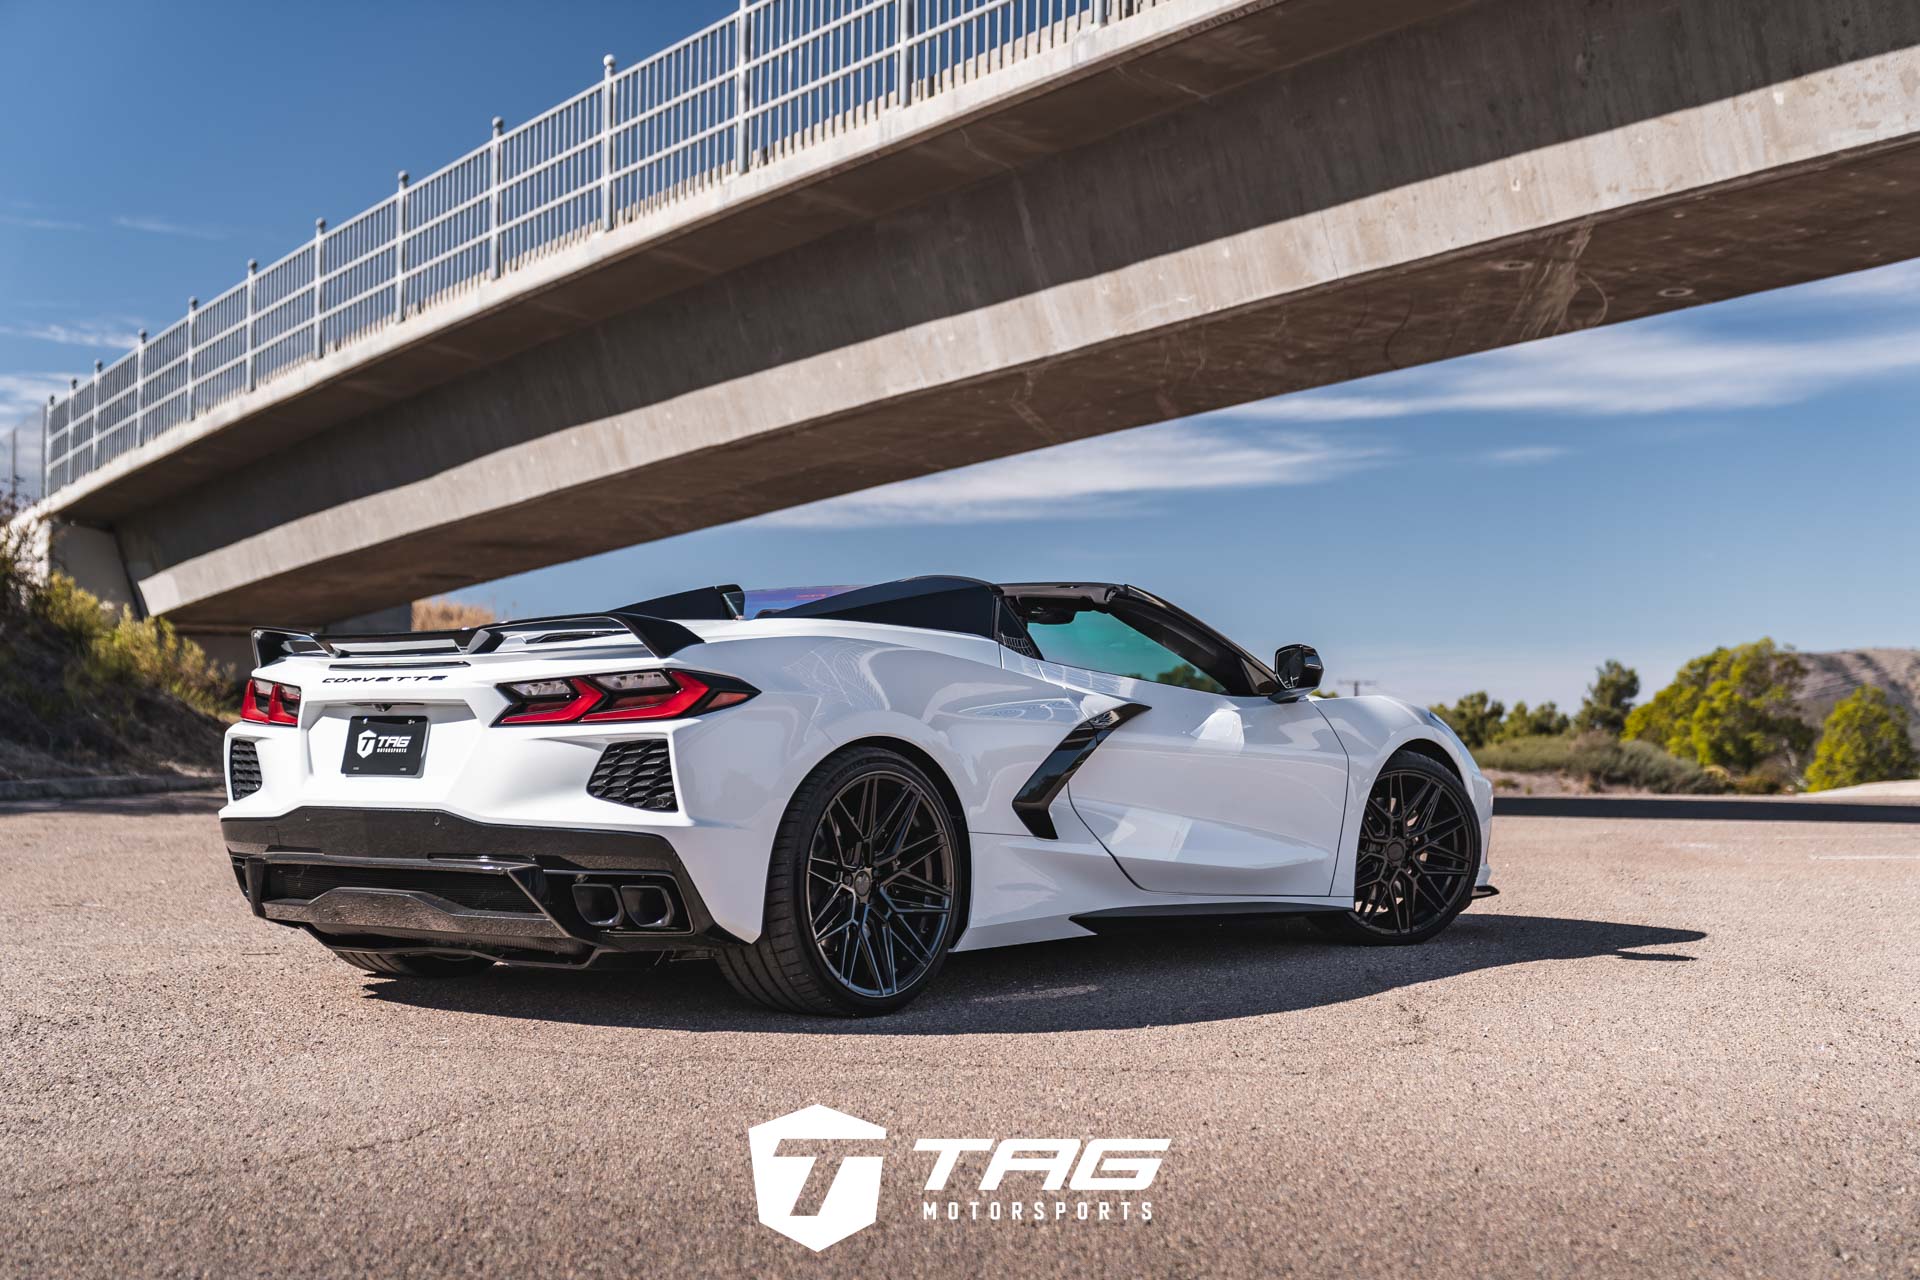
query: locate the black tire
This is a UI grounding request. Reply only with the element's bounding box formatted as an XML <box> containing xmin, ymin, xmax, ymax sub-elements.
<box><xmin>716</xmin><ymin>746</ymin><xmax>967</xmax><ymax>1016</ymax></box>
<box><xmin>332</xmin><ymin>949</ymin><xmax>497</xmax><ymax>978</ymax></box>
<box><xmin>1311</xmin><ymin>749</ymin><xmax>1481</xmax><ymax>946</ymax></box>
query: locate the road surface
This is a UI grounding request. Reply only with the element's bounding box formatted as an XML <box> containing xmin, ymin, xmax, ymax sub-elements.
<box><xmin>2</xmin><ymin>795</ymin><xmax>1915</xmax><ymax>1277</ymax></box>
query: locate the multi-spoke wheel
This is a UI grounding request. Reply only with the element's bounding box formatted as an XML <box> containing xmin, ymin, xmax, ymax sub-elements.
<box><xmin>717</xmin><ymin>747</ymin><xmax>966</xmax><ymax>1015</ymax></box>
<box><xmin>1312</xmin><ymin>750</ymin><xmax>1481</xmax><ymax>946</ymax></box>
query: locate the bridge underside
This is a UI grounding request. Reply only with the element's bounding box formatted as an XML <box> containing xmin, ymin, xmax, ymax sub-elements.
<box><xmin>46</xmin><ymin>0</ymin><xmax>1920</xmax><ymax>634</ymax></box>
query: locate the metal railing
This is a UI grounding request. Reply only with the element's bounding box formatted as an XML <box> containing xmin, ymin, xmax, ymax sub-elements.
<box><xmin>41</xmin><ymin>0</ymin><xmax>1165</xmax><ymax>501</ymax></box>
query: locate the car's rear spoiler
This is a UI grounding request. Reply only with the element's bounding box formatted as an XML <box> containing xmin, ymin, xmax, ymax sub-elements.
<box><xmin>250</xmin><ymin>612</ymin><xmax>703</xmax><ymax>668</ymax></box>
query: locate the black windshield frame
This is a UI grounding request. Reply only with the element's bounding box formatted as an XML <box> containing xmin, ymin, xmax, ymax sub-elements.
<box><xmin>998</xmin><ymin>583</ymin><xmax>1279</xmax><ymax>698</ymax></box>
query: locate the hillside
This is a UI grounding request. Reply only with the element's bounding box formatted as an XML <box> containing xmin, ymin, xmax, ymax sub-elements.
<box><xmin>1794</xmin><ymin>649</ymin><xmax>1920</xmax><ymax>748</ymax></box>
<box><xmin>1</xmin><ymin>496</ymin><xmax>232</xmax><ymax>782</ymax></box>
<box><xmin>0</xmin><ymin>589</ymin><xmax>232</xmax><ymax>782</ymax></box>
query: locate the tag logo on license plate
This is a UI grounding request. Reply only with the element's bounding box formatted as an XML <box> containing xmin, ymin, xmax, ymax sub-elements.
<box><xmin>343</xmin><ymin>715</ymin><xmax>428</xmax><ymax>776</ymax></box>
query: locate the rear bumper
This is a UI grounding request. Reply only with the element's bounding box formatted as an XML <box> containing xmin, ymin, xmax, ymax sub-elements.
<box><xmin>222</xmin><ymin>807</ymin><xmax>743</xmax><ymax>966</ymax></box>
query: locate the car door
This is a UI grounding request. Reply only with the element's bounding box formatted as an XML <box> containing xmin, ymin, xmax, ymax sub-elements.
<box><xmin>1006</xmin><ymin>595</ymin><xmax>1349</xmax><ymax>897</ymax></box>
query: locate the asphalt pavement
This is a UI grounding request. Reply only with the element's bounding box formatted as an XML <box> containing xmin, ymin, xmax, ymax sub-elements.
<box><xmin>2</xmin><ymin>794</ymin><xmax>1915</xmax><ymax>1278</ymax></box>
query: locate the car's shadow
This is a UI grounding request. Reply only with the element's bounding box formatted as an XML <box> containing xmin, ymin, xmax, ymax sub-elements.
<box><xmin>359</xmin><ymin>912</ymin><xmax>1706</xmax><ymax>1035</ymax></box>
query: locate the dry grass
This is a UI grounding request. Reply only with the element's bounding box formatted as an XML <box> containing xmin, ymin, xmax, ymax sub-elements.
<box><xmin>1476</xmin><ymin>732</ymin><xmax>1729</xmax><ymax>794</ymax></box>
<box><xmin>412</xmin><ymin>598</ymin><xmax>496</xmax><ymax>631</ymax></box>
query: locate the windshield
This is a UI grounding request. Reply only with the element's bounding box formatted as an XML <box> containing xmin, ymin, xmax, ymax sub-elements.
<box><xmin>739</xmin><ymin>585</ymin><xmax>868</xmax><ymax>618</ymax></box>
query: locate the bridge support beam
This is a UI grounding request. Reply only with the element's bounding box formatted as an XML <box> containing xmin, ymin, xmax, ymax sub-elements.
<box><xmin>45</xmin><ymin>521</ymin><xmax>142</xmax><ymax>617</ymax></box>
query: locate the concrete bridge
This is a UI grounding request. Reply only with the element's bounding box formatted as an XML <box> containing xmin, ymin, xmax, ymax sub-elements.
<box><xmin>33</xmin><ymin>0</ymin><xmax>1920</xmax><ymax>659</ymax></box>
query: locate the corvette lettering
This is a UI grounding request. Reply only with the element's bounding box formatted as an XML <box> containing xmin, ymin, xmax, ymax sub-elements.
<box><xmin>321</xmin><ymin>674</ymin><xmax>450</xmax><ymax>683</ymax></box>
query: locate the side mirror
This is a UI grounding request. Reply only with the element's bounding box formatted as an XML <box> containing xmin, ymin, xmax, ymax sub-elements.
<box><xmin>1271</xmin><ymin>643</ymin><xmax>1324</xmax><ymax>702</ymax></box>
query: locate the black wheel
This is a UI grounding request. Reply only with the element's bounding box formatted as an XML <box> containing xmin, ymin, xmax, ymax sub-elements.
<box><xmin>1312</xmin><ymin>750</ymin><xmax>1481</xmax><ymax>946</ymax></box>
<box><xmin>332</xmin><ymin>949</ymin><xmax>496</xmax><ymax>978</ymax></box>
<box><xmin>716</xmin><ymin>746</ymin><xmax>966</xmax><ymax>1016</ymax></box>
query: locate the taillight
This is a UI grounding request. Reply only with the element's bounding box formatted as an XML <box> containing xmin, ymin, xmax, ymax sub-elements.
<box><xmin>241</xmin><ymin>678</ymin><xmax>301</xmax><ymax>725</ymax></box>
<box><xmin>495</xmin><ymin>670</ymin><xmax>755</xmax><ymax>726</ymax></box>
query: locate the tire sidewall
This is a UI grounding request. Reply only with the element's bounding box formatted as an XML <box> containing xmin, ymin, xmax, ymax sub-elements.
<box><xmin>1339</xmin><ymin>750</ymin><xmax>1482</xmax><ymax>945</ymax></box>
<box><xmin>779</xmin><ymin>748</ymin><xmax>968</xmax><ymax>1014</ymax></box>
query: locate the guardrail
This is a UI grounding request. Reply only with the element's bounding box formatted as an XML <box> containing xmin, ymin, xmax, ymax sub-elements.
<box><xmin>40</xmin><ymin>0</ymin><xmax>1166</xmax><ymax>502</ymax></box>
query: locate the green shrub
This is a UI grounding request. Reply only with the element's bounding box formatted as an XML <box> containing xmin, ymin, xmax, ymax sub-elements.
<box><xmin>1474</xmin><ymin>733</ymin><xmax>1575</xmax><ymax>774</ymax></box>
<box><xmin>1429</xmin><ymin>692</ymin><xmax>1505</xmax><ymax>749</ymax></box>
<box><xmin>1624</xmin><ymin>639</ymin><xmax>1813</xmax><ymax>772</ymax></box>
<box><xmin>1573</xmin><ymin>659</ymin><xmax>1640</xmax><ymax>736</ymax></box>
<box><xmin>1496</xmin><ymin>700</ymin><xmax>1571</xmax><ymax>742</ymax></box>
<box><xmin>1805</xmin><ymin>686</ymin><xmax>1918</xmax><ymax>792</ymax></box>
<box><xmin>1477</xmin><ymin>731</ymin><xmax>1727</xmax><ymax>794</ymax></box>
<box><xmin>37</xmin><ymin>575</ymin><xmax>232</xmax><ymax>717</ymax></box>
<box><xmin>0</xmin><ymin>484</ymin><xmax>232</xmax><ymax>777</ymax></box>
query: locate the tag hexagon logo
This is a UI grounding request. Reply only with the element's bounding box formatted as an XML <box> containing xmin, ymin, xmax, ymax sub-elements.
<box><xmin>748</xmin><ymin>1104</ymin><xmax>886</xmax><ymax>1251</ymax></box>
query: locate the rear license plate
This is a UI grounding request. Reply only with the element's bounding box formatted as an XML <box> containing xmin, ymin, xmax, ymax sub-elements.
<box><xmin>342</xmin><ymin>715</ymin><xmax>428</xmax><ymax>777</ymax></box>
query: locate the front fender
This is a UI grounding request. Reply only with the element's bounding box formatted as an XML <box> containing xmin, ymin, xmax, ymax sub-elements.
<box><xmin>1308</xmin><ymin>696</ymin><xmax>1496</xmax><ymax>894</ymax></box>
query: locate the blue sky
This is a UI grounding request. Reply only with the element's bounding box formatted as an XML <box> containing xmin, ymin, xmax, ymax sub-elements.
<box><xmin>3</xmin><ymin>0</ymin><xmax>1916</xmax><ymax>709</ymax></box>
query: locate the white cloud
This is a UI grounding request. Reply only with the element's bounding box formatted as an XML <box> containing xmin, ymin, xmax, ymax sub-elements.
<box><xmin>0</xmin><ymin>372</ymin><xmax>69</xmax><ymax>419</ymax></box>
<box><xmin>0</xmin><ymin>213</ymin><xmax>86</xmax><ymax>232</ymax></box>
<box><xmin>1236</xmin><ymin>322</ymin><xmax>1920</xmax><ymax>422</ymax></box>
<box><xmin>0</xmin><ymin>320</ymin><xmax>144</xmax><ymax>350</ymax></box>
<box><xmin>114</xmin><ymin>214</ymin><xmax>227</xmax><ymax>241</ymax></box>
<box><xmin>1483</xmin><ymin>445</ymin><xmax>1568</xmax><ymax>466</ymax></box>
<box><xmin>758</xmin><ymin>423</ymin><xmax>1388</xmax><ymax>528</ymax></box>
<box><xmin>1798</xmin><ymin>258</ymin><xmax>1920</xmax><ymax>301</ymax></box>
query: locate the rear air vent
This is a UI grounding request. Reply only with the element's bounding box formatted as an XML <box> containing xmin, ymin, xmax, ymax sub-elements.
<box><xmin>586</xmin><ymin>740</ymin><xmax>676</xmax><ymax>811</ymax></box>
<box><xmin>229</xmin><ymin>739</ymin><xmax>263</xmax><ymax>800</ymax></box>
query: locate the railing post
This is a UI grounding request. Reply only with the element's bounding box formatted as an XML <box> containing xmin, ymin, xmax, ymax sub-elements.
<box><xmin>42</xmin><ymin>395</ymin><xmax>53</xmax><ymax>497</ymax></box>
<box><xmin>733</xmin><ymin>0</ymin><xmax>751</xmax><ymax>175</ymax></box>
<box><xmin>601</xmin><ymin>55</ymin><xmax>617</xmax><ymax>231</ymax></box>
<box><xmin>313</xmin><ymin>218</ymin><xmax>326</xmax><ymax>360</ymax></box>
<box><xmin>90</xmin><ymin>361</ymin><xmax>102</xmax><ymax>468</ymax></box>
<box><xmin>1091</xmin><ymin>0</ymin><xmax>1108</xmax><ymax>27</ymax></box>
<box><xmin>489</xmin><ymin>118</ymin><xmax>504</xmax><ymax>278</ymax></box>
<box><xmin>42</xmin><ymin>395</ymin><xmax>57</xmax><ymax>497</ymax></box>
<box><xmin>31</xmin><ymin>397</ymin><xmax>46</xmax><ymax>495</ymax></box>
<box><xmin>135</xmin><ymin>329</ymin><xmax>147</xmax><ymax>444</ymax></box>
<box><xmin>897</xmin><ymin>0</ymin><xmax>914</xmax><ymax>106</ymax></box>
<box><xmin>393</xmin><ymin>171</ymin><xmax>409</xmax><ymax>323</ymax></box>
<box><xmin>245</xmin><ymin>259</ymin><xmax>258</xmax><ymax>391</ymax></box>
<box><xmin>186</xmin><ymin>298</ymin><xmax>198</xmax><ymax>419</ymax></box>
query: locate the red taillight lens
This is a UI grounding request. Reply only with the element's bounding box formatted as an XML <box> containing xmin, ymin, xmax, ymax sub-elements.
<box><xmin>494</xmin><ymin>670</ymin><xmax>754</xmax><ymax>725</ymax></box>
<box><xmin>496</xmin><ymin>678</ymin><xmax>602</xmax><ymax>725</ymax></box>
<box><xmin>241</xmin><ymin>678</ymin><xmax>301</xmax><ymax>725</ymax></box>
<box><xmin>583</xmin><ymin>671</ymin><xmax>707</xmax><ymax>722</ymax></box>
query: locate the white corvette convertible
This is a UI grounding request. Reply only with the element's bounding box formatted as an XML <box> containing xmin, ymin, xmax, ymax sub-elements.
<box><xmin>221</xmin><ymin>577</ymin><xmax>1496</xmax><ymax>1015</ymax></box>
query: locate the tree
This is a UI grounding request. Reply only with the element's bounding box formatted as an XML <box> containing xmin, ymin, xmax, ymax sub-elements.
<box><xmin>1429</xmin><ymin>692</ymin><xmax>1505</xmax><ymax>750</ymax></box>
<box><xmin>1805</xmin><ymin>687</ymin><xmax>1918</xmax><ymax>792</ymax></box>
<box><xmin>1623</xmin><ymin>639</ymin><xmax>1813</xmax><ymax>773</ymax></box>
<box><xmin>1497</xmin><ymin>700</ymin><xmax>1571</xmax><ymax>742</ymax></box>
<box><xmin>1573</xmin><ymin>660</ymin><xmax>1640</xmax><ymax>736</ymax></box>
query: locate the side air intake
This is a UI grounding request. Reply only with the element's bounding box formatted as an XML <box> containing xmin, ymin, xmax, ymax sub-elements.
<box><xmin>228</xmin><ymin>739</ymin><xmax>263</xmax><ymax>801</ymax></box>
<box><xmin>586</xmin><ymin>740</ymin><xmax>677</xmax><ymax>811</ymax></box>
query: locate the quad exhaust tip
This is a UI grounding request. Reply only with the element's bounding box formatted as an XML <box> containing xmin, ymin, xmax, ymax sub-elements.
<box><xmin>570</xmin><ymin>879</ymin><xmax>681</xmax><ymax>931</ymax></box>
<box><xmin>571</xmin><ymin>882</ymin><xmax>623</xmax><ymax>928</ymax></box>
<box><xmin>618</xmin><ymin>883</ymin><xmax>677</xmax><ymax>930</ymax></box>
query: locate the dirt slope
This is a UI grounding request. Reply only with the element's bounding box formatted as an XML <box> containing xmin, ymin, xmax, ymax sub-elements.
<box><xmin>1793</xmin><ymin>648</ymin><xmax>1920</xmax><ymax>747</ymax></box>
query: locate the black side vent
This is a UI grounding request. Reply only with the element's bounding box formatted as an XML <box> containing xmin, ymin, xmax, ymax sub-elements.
<box><xmin>229</xmin><ymin>739</ymin><xmax>263</xmax><ymax>801</ymax></box>
<box><xmin>586</xmin><ymin>740</ymin><xmax>676</xmax><ymax>812</ymax></box>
